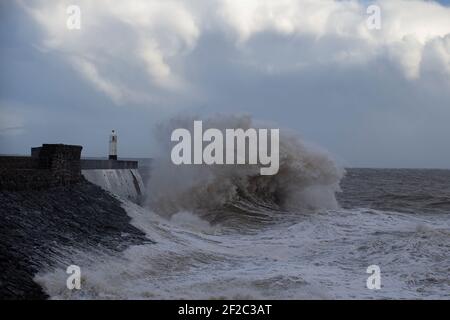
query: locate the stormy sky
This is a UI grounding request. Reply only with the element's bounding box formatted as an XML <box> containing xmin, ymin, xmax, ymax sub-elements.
<box><xmin>1</xmin><ymin>0</ymin><xmax>450</xmax><ymax>168</ymax></box>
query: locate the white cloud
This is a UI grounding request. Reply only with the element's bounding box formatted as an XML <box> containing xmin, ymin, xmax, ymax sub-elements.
<box><xmin>218</xmin><ymin>0</ymin><xmax>363</xmax><ymax>41</ymax></box>
<box><xmin>217</xmin><ymin>0</ymin><xmax>450</xmax><ymax>79</ymax></box>
<box><xmin>20</xmin><ymin>0</ymin><xmax>200</xmax><ymax>104</ymax></box>
<box><xmin>19</xmin><ymin>0</ymin><xmax>450</xmax><ymax>104</ymax></box>
<box><xmin>421</xmin><ymin>34</ymin><xmax>450</xmax><ymax>77</ymax></box>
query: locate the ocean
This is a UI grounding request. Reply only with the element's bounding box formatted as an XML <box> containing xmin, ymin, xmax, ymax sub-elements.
<box><xmin>33</xmin><ymin>168</ymin><xmax>450</xmax><ymax>299</ymax></box>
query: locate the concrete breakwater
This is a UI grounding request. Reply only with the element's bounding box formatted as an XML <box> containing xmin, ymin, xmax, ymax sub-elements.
<box><xmin>0</xmin><ymin>144</ymin><xmax>151</xmax><ymax>299</ymax></box>
<box><xmin>0</xmin><ymin>144</ymin><xmax>146</xmax><ymax>203</ymax></box>
<box><xmin>0</xmin><ymin>182</ymin><xmax>148</xmax><ymax>299</ymax></box>
<box><xmin>82</xmin><ymin>169</ymin><xmax>145</xmax><ymax>203</ymax></box>
<box><xmin>0</xmin><ymin>144</ymin><xmax>83</xmax><ymax>191</ymax></box>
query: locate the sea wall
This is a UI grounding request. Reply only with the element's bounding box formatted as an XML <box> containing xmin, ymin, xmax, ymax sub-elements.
<box><xmin>0</xmin><ymin>144</ymin><xmax>141</xmax><ymax>196</ymax></box>
<box><xmin>80</xmin><ymin>159</ymin><xmax>138</xmax><ymax>170</ymax></box>
<box><xmin>0</xmin><ymin>144</ymin><xmax>83</xmax><ymax>191</ymax></box>
<box><xmin>82</xmin><ymin>169</ymin><xmax>145</xmax><ymax>203</ymax></box>
<box><xmin>0</xmin><ymin>181</ymin><xmax>148</xmax><ymax>299</ymax></box>
<box><xmin>0</xmin><ymin>143</ymin><xmax>149</xmax><ymax>299</ymax></box>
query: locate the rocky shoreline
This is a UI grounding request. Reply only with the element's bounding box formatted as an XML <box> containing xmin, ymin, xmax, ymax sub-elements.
<box><xmin>0</xmin><ymin>181</ymin><xmax>148</xmax><ymax>299</ymax></box>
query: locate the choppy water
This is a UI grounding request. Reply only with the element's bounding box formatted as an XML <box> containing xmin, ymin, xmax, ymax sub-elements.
<box><xmin>34</xmin><ymin>168</ymin><xmax>450</xmax><ymax>299</ymax></box>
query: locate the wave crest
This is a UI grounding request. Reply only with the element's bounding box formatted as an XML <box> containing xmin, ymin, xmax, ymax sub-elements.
<box><xmin>145</xmin><ymin>114</ymin><xmax>344</xmax><ymax>219</ymax></box>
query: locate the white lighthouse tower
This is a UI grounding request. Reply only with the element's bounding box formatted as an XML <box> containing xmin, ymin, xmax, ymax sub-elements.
<box><xmin>109</xmin><ymin>130</ymin><xmax>118</xmax><ymax>160</ymax></box>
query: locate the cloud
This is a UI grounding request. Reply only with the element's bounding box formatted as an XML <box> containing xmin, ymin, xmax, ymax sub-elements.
<box><xmin>217</xmin><ymin>0</ymin><xmax>450</xmax><ymax>80</ymax></box>
<box><xmin>421</xmin><ymin>34</ymin><xmax>450</xmax><ymax>76</ymax></box>
<box><xmin>2</xmin><ymin>0</ymin><xmax>450</xmax><ymax>165</ymax></box>
<box><xmin>19</xmin><ymin>0</ymin><xmax>450</xmax><ymax>105</ymax></box>
<box><xmin>0</xmin><ymin>106</ymin><xmax>24</xmax><ymax>136</ymax></box>
<box><xmin>70</xmin><ymin>57</ymin><xmax>126</xmax><ymax>104</ymax></box>
<box><xmin>19</xmin><ymin>0</ymin><xmax>200</xmax><ymax>105</ymax></box>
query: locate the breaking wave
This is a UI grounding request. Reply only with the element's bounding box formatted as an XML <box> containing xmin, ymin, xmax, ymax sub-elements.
<box><xmin>145</xmin><ymin>114</ymin><xmax>344</xmax><ymax>222</ymax></box>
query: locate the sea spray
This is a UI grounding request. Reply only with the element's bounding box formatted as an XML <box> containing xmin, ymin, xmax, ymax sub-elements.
<box><xmin>146</xmin><ymin>114</ymin><xmax>344</xmax><ymax>219</ymax></box>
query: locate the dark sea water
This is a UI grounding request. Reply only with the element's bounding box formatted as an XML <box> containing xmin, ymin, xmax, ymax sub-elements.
<box><xmin>339</xmin><ymin>169</ymin><xmax>450</xmax><ymax>215</ymax></box>
<box><xmin>28</xmin><ymin>168</ymin><xmax>449</xmax><ymax>299</ymax></box>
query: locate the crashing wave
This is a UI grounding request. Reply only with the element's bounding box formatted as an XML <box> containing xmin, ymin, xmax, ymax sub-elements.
<box><xmin>145</xmin><ymin>114</ymin><xmax>344</xmax><ymax>220</ymax></box>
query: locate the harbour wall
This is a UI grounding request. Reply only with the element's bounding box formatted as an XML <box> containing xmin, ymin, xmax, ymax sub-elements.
<box><xmin>82</xmin><ymin>169</ymin><xmax>145</xmax><ymax>203</ymax></box>
<box><xmin>0</xmin><ymin>144</ymin><xmax>83</xmax><ymax>191</ymax></box>
<box><xmin>0</xmin><ymin>144</ymin><xmax>145</xmax><ymax>203</ymax></box>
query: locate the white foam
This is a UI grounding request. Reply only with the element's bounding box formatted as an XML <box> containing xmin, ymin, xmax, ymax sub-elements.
<box><xmin>146</xmin><ymin>114</ymin><xmax>344</xmax><ymax>217</ymax></box>
<box><xmin>82</xmin><ymin>169</ymin><xmax>145</xmax><ymax>202</ymax></box>
<box><xmin>34</xmin><ymin>202</ymin><xmax>450</xmax><ymax>299</ymax></box>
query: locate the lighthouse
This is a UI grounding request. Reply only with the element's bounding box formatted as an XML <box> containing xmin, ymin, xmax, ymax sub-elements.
<box><xmin>109</xmin><ymin>130</ymin><xmax>118</xmax><ymax>160</ymax></box>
